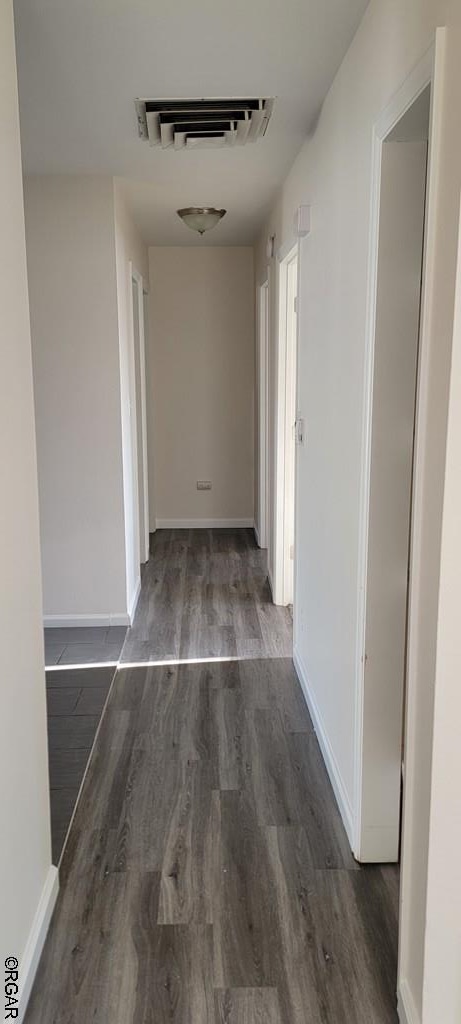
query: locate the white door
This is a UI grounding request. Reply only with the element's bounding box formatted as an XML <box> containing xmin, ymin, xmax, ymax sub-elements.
<box><xmin>284</xmin><ymin>256</ymin><xmax>298</xmax><ymax>605</ymax></box>
<box><xmin>131</xmin><ymin>271</ymin><xmax>150</xmax><ymax>564</ymax></box>
<box><xmin>359</xmin><ymin>138</ymin><xmax>428</xmax><ymax>861</ymax></box>
<box><xmin>257</xmin><ymin>280</ymin><xmax>269</xmax><ymax>549</ymax></box>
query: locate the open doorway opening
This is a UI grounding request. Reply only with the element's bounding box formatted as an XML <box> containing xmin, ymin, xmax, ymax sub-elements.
<box><xmin>273</xmin><ymin>244</ymin><xmax>298</xmax><ymax>607</ymax></box>
<box><xmin>257</xmin><ymin>278</ymin><xmax>269</xmax><ymax>550</ymax></box>
<box><xmin>356</xmin><ymin>82</ymin><xmax>431</xmax><ymax>864</ymax></box>
<box><xmin>131</xmin><ymin>267</ymin><xmax>150</xmax><ymax>565</ymax></box>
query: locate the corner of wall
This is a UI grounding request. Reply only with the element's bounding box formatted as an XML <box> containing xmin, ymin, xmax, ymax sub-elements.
<box><xmin>18</xmin><ymin>866</ymin><xmax>59</xmax><ymax>1020</ymax></box>
<box><xmin>293</xmin><ymin>644</ymin><xmax>355</xmax><ymax>850</ymax></box>
<box><xmin>397</xmin><ymin>979</ymin><xmax>420</xmax><ymax>1024</ymax></box>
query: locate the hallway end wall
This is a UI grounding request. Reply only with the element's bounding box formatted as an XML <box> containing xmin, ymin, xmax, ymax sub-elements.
<box><xmin>147</xmin><ymin>246</ymin><xmax>254</xmax><ymax>527</ymax></box>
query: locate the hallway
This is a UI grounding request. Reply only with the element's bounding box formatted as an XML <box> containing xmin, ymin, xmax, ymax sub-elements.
<box><xmin>29</xmin><ymin>531</ymin><xmax>399</xmax><ymax>1023</ymax></box>
<box><xmin>4</xmin><ymin>0</ymin><xmax>461</xmax><ymax>1017</ymax></box>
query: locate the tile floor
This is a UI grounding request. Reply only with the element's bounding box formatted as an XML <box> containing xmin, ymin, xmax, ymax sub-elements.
<box><xmin>44</xmin><ymin>625</ymin><xmax>127</xmax><ymax>667</ymax></box>
<box><xmin>46</xmin><ymin>665</ymin><xmax>116</xmax><ymax>861</ymax></box>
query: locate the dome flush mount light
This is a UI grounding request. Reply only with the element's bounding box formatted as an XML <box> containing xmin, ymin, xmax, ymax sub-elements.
<box><xmin>177</xmin><ymin>207</ymin><xmax>226</xmax><ymax>236</ymax></box>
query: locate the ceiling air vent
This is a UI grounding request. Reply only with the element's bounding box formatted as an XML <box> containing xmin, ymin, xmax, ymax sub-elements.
<box><xmin>135</xmin><ymin>97</ymin><xmax>274</xmax><ymax>150</ymax></box>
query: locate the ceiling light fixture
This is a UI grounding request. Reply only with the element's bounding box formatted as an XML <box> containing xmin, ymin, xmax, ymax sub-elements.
<box><xmin>177</xmin><ymin>207</ymin><xmax>226</xmax><ymax>236</ymax></box>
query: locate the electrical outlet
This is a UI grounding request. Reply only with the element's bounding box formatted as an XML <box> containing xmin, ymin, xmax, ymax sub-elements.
<box><xmin>197</xmin><ymin>480</ymin><xmax>212</xmax><ymax>490</ymax></box>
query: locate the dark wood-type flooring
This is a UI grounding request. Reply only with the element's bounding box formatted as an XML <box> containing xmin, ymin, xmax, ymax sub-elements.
<box><xmin>44</xmin><ymin>529</ymin><xmax>291</xmax><ymax>860</ymax></box>
<box><xmin>121</xmin><ymin>528</ymin><xmax>293</xmax><ymax>663</ymax></box>
<box><xmin>28</xmin><ymin>655</ymin><xmax>399</xmax><ymax>1022</ymax></box>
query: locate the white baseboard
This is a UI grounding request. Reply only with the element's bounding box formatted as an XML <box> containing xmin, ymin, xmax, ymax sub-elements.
<box><xmin>44</xmin><ymin>612</ymin><xmax>130</xmax><ymax>628</ymax></box>
<box><xmin>18</xmin><ymin>865</ymin><xmax>59</xmax><ymax>1020</ymax></box>
<box><xmin>155</xmin><ymin>518</ymin><xmax>254</xmax><ymax>529</ymax></box>
<box><xmin>254</xmin><ymin>521</ymin><xmax>261</xmax><ymax>547</ymax></box>
<box><xmin>128</xmin><ymin>576</ymin><xmax>141</xmax><ymax>624</ymax></box>
<box><xmin>293</xmin><ymin>644</ymin><xmax>354</xmax><ymax>849</ymax></box>
<box><xmin>397</xmin><ymin>980</ymin><xmax>420</xmax><ymax>1024</ymax></box>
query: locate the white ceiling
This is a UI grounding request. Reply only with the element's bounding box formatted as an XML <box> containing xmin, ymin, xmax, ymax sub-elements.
<box><xmin>14</xmin><ymin>0</ymin><xmax>368</xmax><ymax>245</ymax></box>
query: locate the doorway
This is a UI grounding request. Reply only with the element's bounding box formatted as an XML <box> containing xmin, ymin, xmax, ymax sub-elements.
<box><xmin>257</xmin><ymin>279</ymin><xmax>269</xmax><ymax>550</ymax></box>
<box><xmin>356</xmin><ymin>82</ymin><xmax>431</xmax><ymax>863</ymax></box>
<box><xmin>131</xmin><ymin>266</ymin><xmax>150</xmax><ymax>565</ymax></box>
<box><xmin>273</xmin><ymin>244</ymin><xmax>298</xmax><ymax>607</ymax></box>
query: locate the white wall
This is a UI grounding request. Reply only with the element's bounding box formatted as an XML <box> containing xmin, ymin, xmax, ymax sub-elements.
<box><xmin>0</xmin><ymin>0</ymin><xmax>56</xmax><ymax>1010</ymax></box>
<box><xmin>255</xmin><ymin>0</ymin><xmax>461</xmax><ymax>1019</ymax></box>
<box><xmin>148</xmin><ymin>246</ymin><xmax>254</xmax><ymax>526</ymax></box>
<box><xmin>24</xmin><ymin>175</ymin><xmax>129</xmax><ymax>624</ymax></box>
<box><xmin>113</xmin><ymin>184</ymin><xmax>149</xmax><ymax>612</ymax></box>
<box><xmin>422</xmin><ymin>197</ymin><xmax>461</xmax><ymax>1024</ymax></box>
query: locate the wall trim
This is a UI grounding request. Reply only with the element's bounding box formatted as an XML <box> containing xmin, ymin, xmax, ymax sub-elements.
<box><xmin>293</xmin><ymin>644</ymin><xmax>354</xmax><ymax>850</ymax></box>
<box><xmin>44</xmin><ymin>612</ymin><xmax>131</xmax><ymax>628</ymax></box>
<box><xmin>130</xmin><ymin>262</ymin><xmax>150</xmax><ymax>565</ymax></box>
<box><xmin>128</xmin><ymin>575</ymin><xmax>141</xmax><ymax>624</ymax></box>
<box><xmin>397</xmin><ymin>34</ymin><xmax>448</xmax><ymax>1017</ymax></box>
<box><xmin>257</xmin><ymin>278</ymin><xmax>269</xmax><ymax>550</ymax></box>
<box><xmin>276</xmin><ymin>235</ymin><xmax>297</xmax><ymax>263</ymax></box>
<box><xmin>18</xmin><ymin>865</ymin><xmax>59</xmax><ymax>1020</ymax></box>
<box><xmin>272</xmin><ymin>240</ymin><xmax>299</xmax><ymax>606</ymax></box>
<box><xmin>253</xmin><ymin>521</ymin><xmax>261</xmax><ymax>547</ymax></box>
<box><xmin>397</xmin><ymin>979</ymin><xmax>420</xmax><ymax>1024</ymax></box>
<box><xmin>155</xmin><ymin>518</ymin><xmax>254</xmax><ymax>529</ymax></box>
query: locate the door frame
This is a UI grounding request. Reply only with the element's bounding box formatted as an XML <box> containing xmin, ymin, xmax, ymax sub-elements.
<box><xmin>355</xmin><ymin>41</ymin><xmax>443</xmax><ymax>858</ymax></box>
<box><xmin>143</xmin><ymin>285</ymin><xmax>155</xmax><ymax>536</ymax></box>
<box><xmin>130</xmin><ymin>264</ymin><xmax>150</xmax><ymax>564</ymax></box>
<box><xmin>272</xmin><ymin>239</ymin><xmax>299</xmax><ymax>606</ymax></box>
<box><xmin>257</xmin><ymin>279</ymin><xmax>269</xmax><ymax>550</ymax></box>
<box><xmin>352</xmin><ymin>34</ymin><xmax>448</xmax><ymax>1020</ymax></box>
<box><xmin>355</xmin><ymin>38</ymin><xmax>442</xmax><ymax>857</ymax></box>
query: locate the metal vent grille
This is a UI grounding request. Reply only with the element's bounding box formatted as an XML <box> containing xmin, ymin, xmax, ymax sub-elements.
<box><xmin>135</xmin><ymin>97</ymin><xmax>274</xmax><ymax>150</ymax></box>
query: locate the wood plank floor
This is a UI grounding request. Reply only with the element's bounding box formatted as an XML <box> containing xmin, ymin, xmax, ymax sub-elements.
<box><xmin>27</xmin><ymin>655</ymin><xmax>399</xmax><ymax>1023</ymax></box>
<box><xmin>44</xmin><ymin>528</ymin><xmax>290</xmax><ymax>861</ymax></box>
<box><xmin>121</xmin><ymin>528</ymin><xmax>293</xmax><ymax>663</ymax></box>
